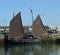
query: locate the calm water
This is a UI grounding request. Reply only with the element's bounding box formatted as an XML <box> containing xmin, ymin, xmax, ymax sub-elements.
<box><xmin>0</xmin><ymin>43</ymin><xmax>60</xmax><ymax>55</ymax></box>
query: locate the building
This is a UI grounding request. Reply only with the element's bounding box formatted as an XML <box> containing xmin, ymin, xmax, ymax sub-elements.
<box><xmin>0</xmin><ymin>26</ymin><xmax>9</xmax><ymax>34</ymax></box>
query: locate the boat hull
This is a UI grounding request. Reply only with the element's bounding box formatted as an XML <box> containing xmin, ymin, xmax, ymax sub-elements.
<box><xmin>5</xmin><ymin>39</ymin><xmax>40</xmax><ymax>44</ymax></box>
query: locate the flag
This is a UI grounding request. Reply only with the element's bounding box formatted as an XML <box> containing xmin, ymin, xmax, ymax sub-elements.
<box><xmin>30</xmin><ymin>8</ymin><xmax>32</xmax><ymax>13</ymax></box>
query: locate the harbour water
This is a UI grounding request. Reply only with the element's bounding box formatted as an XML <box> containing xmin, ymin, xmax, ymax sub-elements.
<box><xmin>0</xmin><ymin>43</ymin><xmax>60</xmax><ymax>55</ymax></box>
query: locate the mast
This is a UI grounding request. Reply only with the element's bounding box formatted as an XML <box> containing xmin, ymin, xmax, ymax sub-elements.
<box><xmin>30</xmin><ymin>8</ymin><xmax>33</xmax><ymax>27</ymax></box>
<box><xmin>13</xmin><ymin>12</ymin><xmax>14</xmax><ymax>18</ymax></box>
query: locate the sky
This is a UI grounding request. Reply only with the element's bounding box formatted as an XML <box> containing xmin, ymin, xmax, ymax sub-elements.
<box><xmin>0</xmin><ymin>0</ymin><xmax>60</xmax><ymax>26</ymax></box>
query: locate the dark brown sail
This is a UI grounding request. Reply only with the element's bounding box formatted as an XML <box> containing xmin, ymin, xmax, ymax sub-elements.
<box><xmin>33</xmin><ymin>15</ymin><xmax>47</xmax><ymax>38</ymax></box>
<box><xmin>8</xmin><ymin>12</ymin><xmax>24</xmax><ymax>40</ymax></box>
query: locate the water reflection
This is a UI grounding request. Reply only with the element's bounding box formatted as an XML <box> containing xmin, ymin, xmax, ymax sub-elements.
<box><xmin>0</xmin><ymin>43</ymin><xmax>60</xmax><ymax>55</ymax></box>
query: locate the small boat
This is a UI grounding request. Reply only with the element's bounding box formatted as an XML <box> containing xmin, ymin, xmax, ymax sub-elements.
<box><xmin>4</xmin><ymin>33</ymin><xmax>40</xmax><ymax>44</ymax></box>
